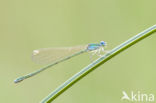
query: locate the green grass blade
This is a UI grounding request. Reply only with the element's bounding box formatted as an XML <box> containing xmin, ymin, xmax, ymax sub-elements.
<box><xmin>41</xmin><ymin>25</ymin><xmax>156</xmax><ymax>103</ymax></box>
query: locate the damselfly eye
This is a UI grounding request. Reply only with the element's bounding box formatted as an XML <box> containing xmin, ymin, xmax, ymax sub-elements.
<box><xmin>100</xmin><ymin>41</ymin><xmax>107</xmax><ymax>46</ymax></box>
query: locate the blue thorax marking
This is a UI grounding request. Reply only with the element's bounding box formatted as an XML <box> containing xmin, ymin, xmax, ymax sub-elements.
<box><xmin>87</xmin><ymin>41</ymin><xmax>106</xmax><ymax>51</ymax></box>
<box><xmin>87</xmin><ymin>43</ymin><xmax>101</xmax><ymax>51</ymax></box>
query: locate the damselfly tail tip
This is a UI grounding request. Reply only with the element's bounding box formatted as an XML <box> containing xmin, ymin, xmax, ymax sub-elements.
<box><xmin>14</xmin><ymin>78</ymin><xmax>23</xmax><ymax>83</ymax></box>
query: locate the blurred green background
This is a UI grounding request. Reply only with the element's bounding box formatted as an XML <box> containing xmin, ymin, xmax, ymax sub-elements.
<box><xmin>0</xmin><ymin>0</ymin><xmax>156</xmax><ymax>103</ymax></box>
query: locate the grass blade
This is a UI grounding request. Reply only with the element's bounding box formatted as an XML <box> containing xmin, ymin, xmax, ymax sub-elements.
<box><xmin>41</xmin><ymin>25</ymin><xmax>156</xmax><ymax>103</ymax></box>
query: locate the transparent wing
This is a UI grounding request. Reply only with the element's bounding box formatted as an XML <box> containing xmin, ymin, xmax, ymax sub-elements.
<box><xmin>32</xmin><ymin>45</ymin><xmax>87</xmax><ymax>64</ymax></box>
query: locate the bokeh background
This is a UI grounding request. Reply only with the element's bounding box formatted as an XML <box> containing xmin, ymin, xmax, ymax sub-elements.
<box><xmin>0</xmin><ymin>0</ymin><xmax>156</xmax><ymax>103</ymax></box>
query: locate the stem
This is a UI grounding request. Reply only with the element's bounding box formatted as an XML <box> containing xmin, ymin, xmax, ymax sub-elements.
<box><xmin>41</xmin><ymin>25</ymin><xmax>156</xmax><ymax>103</ymax></box>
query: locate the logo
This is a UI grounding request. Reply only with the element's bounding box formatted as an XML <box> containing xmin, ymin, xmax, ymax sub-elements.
<box><xmin>121</xmin><ymin>91</ymin><xmax>154</xmax><ymax>102</ymax></box>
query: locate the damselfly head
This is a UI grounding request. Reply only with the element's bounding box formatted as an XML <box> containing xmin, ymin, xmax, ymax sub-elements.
<box><xmin>100</xmin><ymin>41</ymin><xmax>107</xmax><ymax>46</ymax></box>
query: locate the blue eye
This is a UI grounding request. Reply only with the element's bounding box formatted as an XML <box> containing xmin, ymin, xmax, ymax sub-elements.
<box><xmin>100</xmin><ymin>41</ymin><xmax>107</xmax><ymax>46</ymax></box>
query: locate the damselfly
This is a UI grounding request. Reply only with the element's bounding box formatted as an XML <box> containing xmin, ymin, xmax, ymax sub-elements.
<box><xmin>14</xmin><ymin>41</ymin><xmax>107</xmax><ymax>83</ymax></box>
